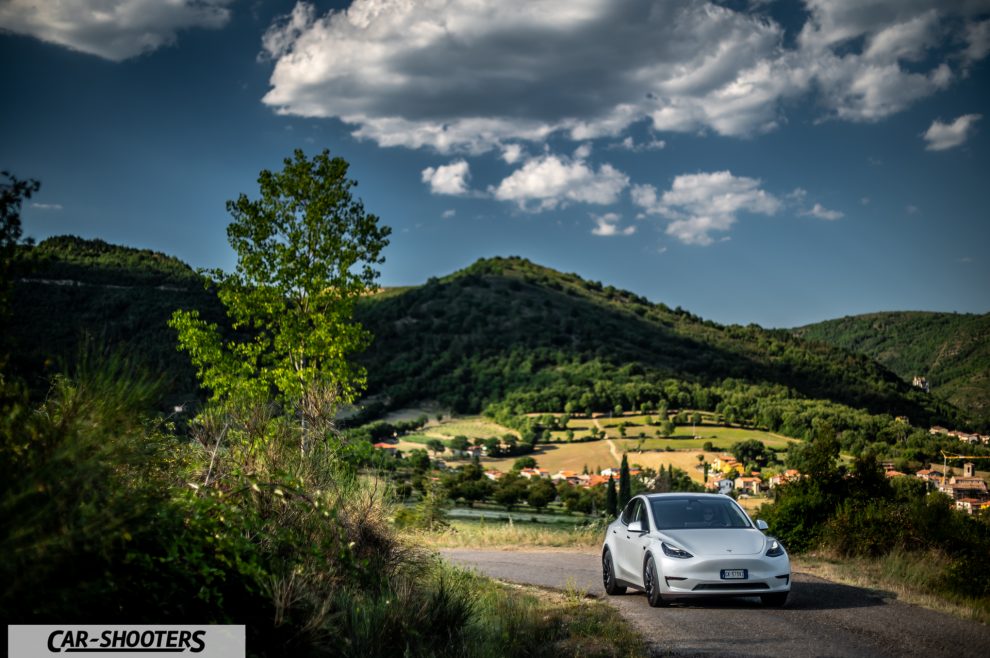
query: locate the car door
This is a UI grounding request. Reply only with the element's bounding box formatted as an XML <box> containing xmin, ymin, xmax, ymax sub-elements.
<box><xmin>614</xmin><ymin>498</ymin><xmax>648</xmax><ymax>584</ymax></box>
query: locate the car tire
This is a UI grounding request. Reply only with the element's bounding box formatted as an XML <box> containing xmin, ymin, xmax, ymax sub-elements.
<box><xmin>602</xmin><ymin>549</ymin><xmax>626</xmax><ymax>595</ymax></box>
<box><xmin>644</xmin><ymin>555</ymin><xmax>667</xmax><ymax>607</ymax></box>
<box><xmin>760</xmin><ymin>592</ymin><xmax>788</xmax><ymax>607</ymax></box>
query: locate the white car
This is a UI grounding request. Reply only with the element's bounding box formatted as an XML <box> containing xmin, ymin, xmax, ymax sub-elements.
<box><xmin>602</xmin><ymin>493</ymin><xmax>790</xmax><ymax>607</ymax></box>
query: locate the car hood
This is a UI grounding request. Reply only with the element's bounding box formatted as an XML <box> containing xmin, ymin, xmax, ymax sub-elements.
<box><xmin>659</xmin><ymin>528</ymin><xmax>766</xmax><ymax>556</ymax></box>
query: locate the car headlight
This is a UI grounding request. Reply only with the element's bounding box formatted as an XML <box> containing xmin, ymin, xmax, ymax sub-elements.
<box><xmin>765</xmin><ymin>538</ymin><xmax>785</xmax><ymax>557</ymax></box>
<box><xmin>661</xmin><ymin>542</ymin><xmax>693</xmax><ymax>559</ymax></box>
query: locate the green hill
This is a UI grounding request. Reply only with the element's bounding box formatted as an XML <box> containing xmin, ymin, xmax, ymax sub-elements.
<box><xmin>354</xmin><ymin>257</ymin><xmax>960</xmax><ymax>433</ymax></box>
<box><xmin>8</xmin><ymin>236</ymin><xmax>224</xmax><ymax>406</ymax></box>
<box><xmin>7</xmin><ymin>240</ymin><xmax>969</xmax><ymax>444</ymax></box>
<box><xmin>793</xmin><ymin>312</ymin><xmax>990</xmax><ymax>422</ymax></box>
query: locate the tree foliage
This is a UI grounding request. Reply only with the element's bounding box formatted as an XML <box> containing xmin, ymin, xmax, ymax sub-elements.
<box><xmin>618</xmin><ymin>454</ymin><xmax>631</xmax><ymax>510</ymax></box>
<box><xmin>170</xmin><ymin>150</ymin><xmax>391</xmax><ymax>411</ymax></box>
<box><xmin>605</xmin><ymin>475</ymin><xmax>617</xmax><ymax>518</ymax></box>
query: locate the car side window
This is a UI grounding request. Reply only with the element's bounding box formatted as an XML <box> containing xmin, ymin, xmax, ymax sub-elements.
<box><xmin>636</xmin><ymin>499</ymin><xmax>650</xmax><ymax>530</ymax></box>
<box><xmin>621</xmin><ymin>499</ymin><xmax>639</xmax><ymax>525</ymax></box>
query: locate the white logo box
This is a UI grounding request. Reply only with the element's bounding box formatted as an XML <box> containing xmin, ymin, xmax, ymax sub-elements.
<box><xmin>8</xmin><ymin>625</ymin><xmax>245</xmax><ymax>658</ymax></box>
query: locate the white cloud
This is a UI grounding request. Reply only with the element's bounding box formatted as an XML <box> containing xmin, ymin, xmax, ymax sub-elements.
<box><xmin>802</xmin><ymin>203</ymin><xmax>844</xmax><ymax>221</ymax></box>
<box><xmin>492</xmin><ymin>154</ymin><xmax>629</xmax><ymax>211</ymax></box>
<box><xmin>922</xmin><ymin>114</ymin><xmax>982</xmax><ymax>151</ymax></box>
<box><xmin>441</xmin><ymin>209</ymin><xmax>456</xmax><ymax>219</ymax></box>
<box><xmin>861</xmin><ymin>196</ymin><xmax>871</xmax><ymax>205</ymax></box>
<box><xmin>500</xmin><ymin>144</ymin><xmax>525</xmax><ymax>164</ymax></box>
<box><xmin>573</xmin><ymin>143</ymin><xmax>593</xmax><ymax>160</ymax></box>
<box><xmin>590</xmin><ymin>212</ymin><xmax>636</xmax><ymax>237</ymax></box>
<box><xmin>793</xmin><ymin>1</ymin><xmax>990</xmax><ymax>122</ymax></box>
<box><xmin>906</xmin><ymin>204</ymin><xmax>920</xmax><ymax>215</ymax></box>
<box><xmin>30</xmin><ymin>202</ymin><xmax>63</xmax><ymax>211</ymax></box>
<box><xmin>421</xmin><ymin>160</ymin><xmax>471</xmax><ymax>196</ymax></box>
<box><xmin>259</xmin><ymin>0</ymin><xmax>989</xmax><ymax>152</ymax></box>
<box><xmin>607</xmin><ymin>135</ymin><xmax>666</xmax><ymax>152</ymax></box>
<box><xmin>964</xmin><ymin>20</ymin><xmax>990</xmax><ymax>64</ymax></box>
<box><xmin>0</xmin><ymin>0</ymin><xmax>233</xmax><ymax>61</ymax></box>
<box><xmin>632</xmin><ymin>171</ymin><xmax>780</xmax><ymax>245</ymax></box>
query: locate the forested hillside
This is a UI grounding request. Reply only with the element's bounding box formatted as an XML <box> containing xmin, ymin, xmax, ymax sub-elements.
<box><xmin>8</xmin><ymin>236</ymin><xmax>224</xmax><ymax>406</ymax></box>
<box><xmin>794</xmin><ymin>312</ymin><xmax>990</xmax><ymax>422</ymax></box>
<box><xmin>355</xmin><ymin>257</ymin><xmax>960</xmax><ymax>434</ymax></box>
<box><xmin>8</xmin><ymin>239</ymin><xmax>968</xmax><ymax>445</ymax></box>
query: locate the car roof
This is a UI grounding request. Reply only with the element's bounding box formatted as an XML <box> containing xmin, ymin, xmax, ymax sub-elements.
<box><xmin>641</xmin><ymin>493</ymin><xmax>729</xmax><ymax>500</ymax></box>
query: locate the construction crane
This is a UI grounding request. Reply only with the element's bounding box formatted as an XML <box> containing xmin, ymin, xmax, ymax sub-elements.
<box><xmin>939</xmin><ymin>450</ymin><xmax>990</xmax><ymax>487</ymax></box>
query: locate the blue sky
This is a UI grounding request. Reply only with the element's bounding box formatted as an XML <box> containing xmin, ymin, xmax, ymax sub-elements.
<box><xmin>2</xmin><ymin>0</ymin><xmax>988</xmax><ymax>327</ymax></box>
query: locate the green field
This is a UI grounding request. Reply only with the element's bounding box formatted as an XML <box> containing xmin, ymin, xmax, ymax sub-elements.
<box><xmin>394</xmin><ymin>414</ymin><xmax>798</xmax><ymax>468</ymax></box>
<box><xmin>611</xmin><ymin>427</ymin><xmax>798</xmax><ymax>451</ymax></box>
<box><xmin>397</xmin><ymin>434</ymin><xmax>439</xmax><ymax>446</ymax></box>
<box><xmin>547</xmin><ymin>429</ymin><xmax>598</xmax><ymax>442</ymax></box>
<box><xmin>424</xmin><ymin>416</ymin><xmax>519</xmax><ymax>440</ymax></box>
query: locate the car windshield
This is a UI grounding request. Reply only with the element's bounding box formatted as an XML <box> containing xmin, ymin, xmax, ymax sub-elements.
<box><xmin>649</xmin><ymin>497</ymin><xmax>752</xmax><ymax>530</ymax></box>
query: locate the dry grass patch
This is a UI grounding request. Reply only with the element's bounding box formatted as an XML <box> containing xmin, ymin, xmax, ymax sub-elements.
<box><xmin>484</xmin><ymin>440</ymin><xmax>619</xmax><ymax>473</ymax></box>
<box><xmin>413</xmin><ymin>519</ymin><xmax>604</xmax><ymax>550</ymax></box>
<box><xmin>795</xmin><ymin>550</ymin><xmax>990</xmax><ymax>625</ymax></box>
<box><xmin>461</xmin><ymin>574</ymin><xmax>648</xmax><ymax>658</ymax></box>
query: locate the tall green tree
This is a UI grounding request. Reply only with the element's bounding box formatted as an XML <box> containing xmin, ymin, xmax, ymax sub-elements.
<box><xmin>170</xmin><ymin>150</ymin><xmax>390</xmax><ymax>444</ymax></box>
<box><xmin>605</xmin><ymin>475</ymin><xmax>617</xmax><ymax>518</ymax></box>
<box><xmin>618</xmin><ymin>454</ymin><xmax>631</xmax><ymax>509</ymax></box>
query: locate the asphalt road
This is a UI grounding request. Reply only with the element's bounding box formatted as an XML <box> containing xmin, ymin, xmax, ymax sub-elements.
<box><xmin>442</xmin><ymin>549</ymin><xmax>990</xmax><ymax>658</ymax></box>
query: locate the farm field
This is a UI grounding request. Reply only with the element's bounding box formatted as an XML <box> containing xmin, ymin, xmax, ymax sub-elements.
<box><xmin>426</xmin><ymin>417</ymin><xmax>518</xmax><ymax>440</ymax></box>
<box><xmin>549</xmin><ymin>423</ymin><xmax>798</xmax><ymax>450</ymax></box>
<box><xmin>616</xmin><ymin>448</ymin><xmax>710</xmax><ymax>483</ymax></box>
<box><xmin>381</xmin><ymin>414</ymin><xmax>801</xmax><ymax>481</ymax></box>
<box><xmin>483</xmin><ymin>441</ymin><xmax>709</xmax><ymax>483</ymax></box>
<box><xmin>547</xmin><ymin>429</ymin><xmax>598</xmax><ymax>441</ymax></box>
<box><xmin>484</xmin><ymin>440</ymin><xmax>619</xmax><ymax>474</ymax></box>
<box><xmin>599</xmin><ymin>425</ymin><xmax>798</xmax><ymax>450</ymax></box>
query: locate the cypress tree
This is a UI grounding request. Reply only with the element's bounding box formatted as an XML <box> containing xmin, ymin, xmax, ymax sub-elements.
<box><xmin>606</xmin><ymin>475</ymin><xmax>617</xmax><ymax>518</ymax></box>
<box><xmin>618</xmin><ymin>454</ymin><xmax>631</xmax><ymax>509</ymax></box>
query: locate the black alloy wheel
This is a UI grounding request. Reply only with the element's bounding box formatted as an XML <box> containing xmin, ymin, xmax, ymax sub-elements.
<box><xmin>644</xmin><ymin>555</ymin><xmax>667</xmax><ymax>607</ymax></box>
<box><xmin>602</xmin><ymin>549</ymin><xmax>626</xmax><ymax>595</ymax></box>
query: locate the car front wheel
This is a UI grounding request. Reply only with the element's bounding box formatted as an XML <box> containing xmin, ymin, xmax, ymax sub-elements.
<box><xmin>644</xmin><ymin>555</ymin><xmax>667</xmax><ymax>607</ymax></box>
<box><xmin>602</xmin><ymin>549</ymin><xmax>626</xmax><ymax>595</ymax></box>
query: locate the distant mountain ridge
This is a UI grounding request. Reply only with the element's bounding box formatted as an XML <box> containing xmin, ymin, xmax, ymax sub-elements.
<box><xmin>794</xmin><ymin>312</ymin><xmax>990</xmax><ymax>422</ymax></box>
<box><xmin>354</xmin><ymin>256</ymin><xmax>959</xmax><ymax>430</ymax></box>
<box><xmin>8</xmin><ymin>236</ymin><xmax>224</xmax><ymax>405</ymax></box>
<box><xmin>6</xmin><ymin>237</ymin><xmax>968</xmax><ymax>436</ymax></box>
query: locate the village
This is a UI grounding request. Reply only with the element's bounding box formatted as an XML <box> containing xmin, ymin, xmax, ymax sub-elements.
<box><xmin>467</xmin><ymin>454</ymin><xmax>990</xmax><ymax>515</ymax></box>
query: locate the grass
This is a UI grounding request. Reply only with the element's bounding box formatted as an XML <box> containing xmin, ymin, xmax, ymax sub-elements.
<box><xmin>414</xmin><ymin>519</ymin><xmax>605</xmax><ymax>550</ymax></box>
<box><xmin>452</xmin><ymin>566</ymin><xmax>648</xmax><ymax>658</ymax></box>
<box><xmin>602</xmin><ymin>425</ymin><xmax>798</xmax><ymax>449</ymax></box>
<box><xmin>398</xmin><ymin>433</ymin><xmax>438</xmax><ymax>445</ymax></box>
<box><xmin>796</xmin><ymin>549</ymin><xmax>990</xmax><ymax>625</ymax></box>
<box><xmin>426</xmin><ymin>416</ymin><xmax>518</xmax><ymax>440</ymax></box>
<box><xmin>548</xmin><ymin>429</ymin><xmax>599</xmax><ymax>441</ymax></box>
<box><xmin>484</xmin><ymin>440</ymin><xmax>619</xmax><ymax>474</ymax></box>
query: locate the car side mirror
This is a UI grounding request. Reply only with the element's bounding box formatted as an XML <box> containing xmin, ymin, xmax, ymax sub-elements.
<box><xmin>756</xmin><ymin>519</ymin><xmax>769</xmax><ymax>531</ymax></box>
<box><xmin>628</xmin><ymin>520</ymin><xmax>645</xmax><ymax>533</ymax></box>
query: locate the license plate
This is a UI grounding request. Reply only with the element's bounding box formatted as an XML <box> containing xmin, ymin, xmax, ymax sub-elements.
<box><xmin>720</xmin><ymin>569</ymin><xmax>748</xmax><ymax>580</ymax></box>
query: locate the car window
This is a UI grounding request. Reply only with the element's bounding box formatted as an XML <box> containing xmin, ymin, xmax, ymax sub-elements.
<box><xmin>648</xmin><ymin>497</ymin><xmax>752</xmax><ymax>530</ymax></box>
<box><xmin>621</xmin><ymin>498</ymin><xmax>641</xmax><ymax>525</ymax></box>
<box><xmin>635</xmin><ymin>499</ymin><xmax>650</xmax><ymax>530</ymax></box>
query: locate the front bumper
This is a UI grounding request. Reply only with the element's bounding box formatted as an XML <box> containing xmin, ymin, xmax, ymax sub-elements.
<box><xmin>657</xmin><ymin>553</ymin><xmax>791</xmax><ymax>598</ymax></box>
